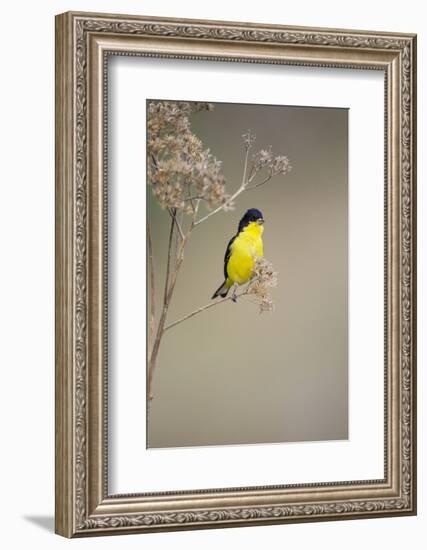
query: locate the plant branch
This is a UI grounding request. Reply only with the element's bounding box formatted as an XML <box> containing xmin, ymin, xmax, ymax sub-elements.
<box><xmin>147</xmin><ymin>217</ymin><xmax>175</xmax><ymax>402</ymax></box>
<box><xmin>164</xmin><ymin>287</ymin><xmax>251</xmax><ymax>331</ymax></box>
<box><xmin>174</xmin><ymin>208</ymin><xmax>184</xmax><ymax>258</ymax></box>
<box><xmin>168</xmin><ymin>208</ymin><xmax>184</xmax><ymax>240</ymax></box>
<box><xmin>183</xmin><ymin>195</ymin><xmax>204</xmax><ymax>202</ymax></box>
<box><xmin>194</xmin><ymin>184</ymin><xmax>245</xmax><ymax>226</ymax></box>
<box><xmin>245</xmin><ymin>174</ymin><xmax>275</xmax><ymax>190</ymax></box>
<box><xmin>241</xmin><ymin>145</ymin><xmax>250</xmax><ymax>189</ymax></box>
<box><xmin>147</xmin><ymin>221</ymin><xmax>194</xmax><ymax>402</ymax></box>
<box><xmin>165</xmin><ymin>226</ymin><xmax>193</xmax><ymax>303</ymax></box>
<box><xmin>193</xmin><ymin>144</ymin><xmax>256</xmax><ymax>226</ymax></box>
<box><xmin>147</xmin><ymin>222</ymin><xmax>155</xmax><ymax>353</ymax></box>
<box><xmin>163</xmin><ymin>217</ymin><xmax>175</xmax><ymax>303</ymax></box>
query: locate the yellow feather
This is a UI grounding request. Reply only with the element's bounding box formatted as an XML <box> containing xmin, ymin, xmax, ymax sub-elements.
<box><xmin>226</xmin><ymin>222</ymin><xmax>264</xmax><ymax>286</ymax></box>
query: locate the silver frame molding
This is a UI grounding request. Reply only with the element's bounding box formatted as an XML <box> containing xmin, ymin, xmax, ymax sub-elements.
<box><xmin>55</xmin><ymin>11</ymin><xmax>417</xmax><ymax>538</ymax></box>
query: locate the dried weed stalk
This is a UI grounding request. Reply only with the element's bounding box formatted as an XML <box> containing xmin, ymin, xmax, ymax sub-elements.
<box><xmin>147</xmin><ymin>101</ymin><xmax>291</xmax><ymax>402</ymax></box>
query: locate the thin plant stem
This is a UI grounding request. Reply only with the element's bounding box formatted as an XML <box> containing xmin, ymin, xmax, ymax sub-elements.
<box><xmin>183</xmin><ymin>195</ymin><xmax>204</xmax><ymax>202</ymax></box>
<box><xmin>194</xmin><ymin>184</ymin><xmax>245</xmax><ymax>226</ymax></box>
<box><xmin>241</xmin><ymin>145</ymin><xmax>250</xmax><ymax>188</ymax></box>
<box><xmin>168</xmin><ymin>208</ymin><xmax>184</xmax><ymax>240</ymax></box>
<box><xmin>164</xmin><ymin>288</ymin><xmax>250</xmax><ymax>332</ymax></box>
<box><xmin>194</xmin><ymin>146</ymin><xmax>278</xmax><ymax>226</ymax></box>
<box><xmin>147</xmin><ymin>221</ymin><xmax>194</xmax><ymax>402</ymax></box>
<box><xmin>174</xmin><ymin>208</ymin><xmax>184</xmax><ymax>259</ymax></box>
<box><xmin>246</xmin><ymin>174</ymin><xmax>274</xmax><ymax>190</ymax></box>
<box><xmin>163</xmin><ymin>218</ymin><xmax>175</xmax><ymax>303</ymax></box>
<box><xmin>147</xmin><ymin>222</ymin><xmax>155</xmax><ymax>353</ymax></box>
<box><xmin>147</xmin><ymin>217</ymin><xmax>175</xmax><ymax>402</ymax></box>
<box><xmin>194</xmin><ymin>147</ymin><xmax>251</xmax><ymax>226</ymax></box>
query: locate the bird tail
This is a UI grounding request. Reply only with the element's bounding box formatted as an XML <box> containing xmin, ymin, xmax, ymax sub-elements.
<box><xmin>212</xmin><ymin>280</ymin><xmax>229</xmax><ymax>299</ymax></box>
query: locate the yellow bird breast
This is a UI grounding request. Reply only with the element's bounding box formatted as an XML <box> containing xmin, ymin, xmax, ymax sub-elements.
<box><xmin>227</xmin><ymin>222</ymin><xmax>264</xmax><ymax>286</ymax></box>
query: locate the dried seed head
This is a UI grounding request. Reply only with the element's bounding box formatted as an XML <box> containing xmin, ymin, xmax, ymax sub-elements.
<box><xmin>251</xmin><ymin>146</ymin><xmax>292</xmax><ymax>178</ymax></box>
<box><xmin>242</xmin><ymin>129</ymin><xmax>256</xmax><ymax>149</ymax></box>
<box><xmin>147</xmin><ymin>101</ymin><xmax>228</xmax><ymax>211</ymax></box>
<box><xmin>252</xmin><ymin>147</ymin><xmax>273</xmax><ymax>170</ymax></box>
<box><xmin>271</xmin><ymin>155</ymin><xmax>292</xmax><ymax>175</ymax></box>
<box><xmin>247</xmin><ymin>257</ymin><xmax>278</xmax><ymax>313</ymax></box>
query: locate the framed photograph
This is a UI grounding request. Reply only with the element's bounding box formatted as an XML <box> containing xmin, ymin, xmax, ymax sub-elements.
<box><xmin>55</xmin><ymin>11</ymin><xmax>417</xmax><ymax>537</ymax></box>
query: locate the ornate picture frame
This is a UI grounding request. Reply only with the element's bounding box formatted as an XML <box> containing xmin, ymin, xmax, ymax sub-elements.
<box><xmin>55</xmin><ymin>11</ymin><xmax>417</xmax><ymax>537</ymax></box>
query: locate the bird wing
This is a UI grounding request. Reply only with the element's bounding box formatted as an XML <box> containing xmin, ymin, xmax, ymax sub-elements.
<box><xmin>223</xmin><ymin>234</ymin><xmax>237</xmax><ymax>279</ymax></box>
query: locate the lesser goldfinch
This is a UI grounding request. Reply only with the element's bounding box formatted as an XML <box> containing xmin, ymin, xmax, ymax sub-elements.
<box><xmin>212</xmin><ymin>208</ymin><xmax>264</xmax><ymax>301</ymax></box>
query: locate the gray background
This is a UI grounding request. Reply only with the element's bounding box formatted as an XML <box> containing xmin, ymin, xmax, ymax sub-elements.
<box><xmin>148</xmin><ymin>102</ymin><xmax>348</xmax><ymax>448</ymax></box>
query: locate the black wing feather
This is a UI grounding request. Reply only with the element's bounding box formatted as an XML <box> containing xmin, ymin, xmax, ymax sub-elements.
<box><xmin>223</xmin><ymin>234</ymin><xmax>237</xmax><ymax>280</ymax></box>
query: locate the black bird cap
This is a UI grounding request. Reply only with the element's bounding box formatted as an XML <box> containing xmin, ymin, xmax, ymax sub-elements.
<box><xmin>238</xmin><ymin>208</ymin><xmax>264</xmax><ymax>232</ymax></box>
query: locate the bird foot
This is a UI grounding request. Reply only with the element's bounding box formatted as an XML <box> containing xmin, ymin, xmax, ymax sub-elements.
<box><xmin>231</xmin><ymin>286</ymin><xmax>238</xmax><ymax>303</ymax></box>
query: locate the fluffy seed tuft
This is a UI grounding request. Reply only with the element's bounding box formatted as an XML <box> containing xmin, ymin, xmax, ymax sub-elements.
<box><xmin>247</xmin><ymin>257</ymin><xmax>278</xmax><ymax>313</ymax></box>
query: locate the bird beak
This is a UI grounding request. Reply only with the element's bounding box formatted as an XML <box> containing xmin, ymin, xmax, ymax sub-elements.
<box><xmin>257</xmin><ymin>218</ymin><xmax>265</xmax><ymax>225</ymax></box>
